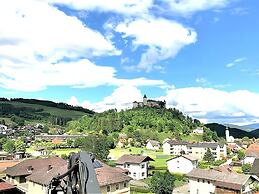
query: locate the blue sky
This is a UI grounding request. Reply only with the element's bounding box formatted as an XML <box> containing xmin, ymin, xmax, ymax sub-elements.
<box><xmin>0</xmin><ymin>0</ymin><xmax>259</xmax><ymax>125</ymax></box>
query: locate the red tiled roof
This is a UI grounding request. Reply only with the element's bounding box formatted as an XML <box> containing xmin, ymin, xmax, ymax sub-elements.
<box><xmin>95</xmin><ymin>166</ymin><xmax>132</xmax><ymax>186</ymax></box>
<box><xmin>0</xmin><ymin>182</ymin><xmax>15</xmax><ymax>191</ymax></box>
<box><xmin>0</xmin><ymin>160</ymin><xmax>21</xmax><ymax>173</ymax></box>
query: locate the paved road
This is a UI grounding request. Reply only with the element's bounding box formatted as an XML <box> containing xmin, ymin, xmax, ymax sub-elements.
<box><xmin>173</xmin><ymin>183</ymin><xmax>189</xmax><ymax>194</ymax></box>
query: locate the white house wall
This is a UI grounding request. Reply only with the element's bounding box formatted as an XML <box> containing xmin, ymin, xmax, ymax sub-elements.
<box><xmin>189</xmin><ymin>178</ymin><xmax>215</xmax><ymax>194</ymax></box>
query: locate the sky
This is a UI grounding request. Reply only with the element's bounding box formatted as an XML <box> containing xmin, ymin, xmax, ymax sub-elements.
<box><xmin>0</xmin><ymin>0</ymin><xmax>259</xmax><ymax>125</ymax></box>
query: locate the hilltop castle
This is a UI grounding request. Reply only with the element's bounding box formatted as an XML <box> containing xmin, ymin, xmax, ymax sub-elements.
<box><xmin>133</xmin><ymin>95</ymin><xmax>166</xmax><ymax>108</ymax></box>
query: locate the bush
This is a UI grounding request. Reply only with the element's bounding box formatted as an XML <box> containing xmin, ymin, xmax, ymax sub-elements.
<box><xmin>212</xmin><ymin>159</ymin><xmax>226</xmax><ymax>166</ymax></box>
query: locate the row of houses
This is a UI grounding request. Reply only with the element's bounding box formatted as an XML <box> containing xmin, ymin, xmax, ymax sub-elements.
<box><xmin>2</xmin><ymin>156</ymin><xmax>133</xmax><ymax>194</ymax></box>
<box><xmin>163</xmin><ymin>140</ymin><xmax>227</xmax><ymax>160</ymax></box>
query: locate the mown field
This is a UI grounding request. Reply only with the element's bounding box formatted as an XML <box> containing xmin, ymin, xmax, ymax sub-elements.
<box><xmin>109</xmin><ymin>147</ymin><xmax>171</xmax><ymax>169</ymax></box>
<box><xmin>0</xmin><ymin>101</ymin><xmax>87</xmax><ymax>118</ymax></box>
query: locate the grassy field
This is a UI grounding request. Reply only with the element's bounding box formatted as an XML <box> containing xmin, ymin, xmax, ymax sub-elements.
<box><xmin>26</xmin><ymin>148</ymin><xmax>80</xmax><ymax>156</ymax></box>
<box><xmin>109</xmin><ymin>147</ymin><xmax>170</xmax><ymax>169</ymax></box>
<box><xmin>181</xmin><ymin>134</ymin><xmax>203</xmax><ymax>142</ymax></box>
<box><xmin>0</xmin><ymin>101</ymin><xmax>87</xmax><ymax>119</ymax></box>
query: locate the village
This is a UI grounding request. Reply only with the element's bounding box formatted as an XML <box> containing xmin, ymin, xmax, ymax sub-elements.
<box><xmin>0</xmin><ymin>97</ymin><xmax>259</xmax><ymax>194</ymax></box>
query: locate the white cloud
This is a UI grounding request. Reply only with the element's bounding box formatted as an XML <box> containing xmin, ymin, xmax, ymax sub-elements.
<box><xmin>0</xmin><ymin>58</ymin><xmax>166</xmax><ymax>92</ymax></box>
<box><xmin>68</xmin><ymin>85</ymin><xmax>143</xmax><ymax>112</ymax></box>
<box><xmin>195</xmin><ymin>77</ymin><xmax>210</xmax><ymax>85</ymax></box>
<box><xmin>226</xmin><ymin>57</ymin><xmax>246</xmax><ymax>68</ymax></box>
<box><xmin>46</xmin><ymin>0</ymin><xmax>153</xmax><ymax>16</ymax></box>
<box><xmin>66</xmin><ymin>96</ymin><xmax>80</xmax><ymax>106</ymax></box>
<box><xmin>163</xmin><ymin>0</ymin><xmax>232</xmax><ymax>16</ymax></box>
<box><xmin>69</xmin><ymin>86</ymin><xmax>259</xmax><ymax>125</ymax></box>
<box><xmin>0</xmin><ymin>0</ymin><xmax>166</xmax><ymax>92</ymax></box>
<box><xmin>162</xmin><ymin>87</ymin><xmax>259</xmax><ymax>124</ymax></box>
<box><xmin>115</xmin><ymin>18</ymin><xmax>197</xmax><ymax>72</ymax></box>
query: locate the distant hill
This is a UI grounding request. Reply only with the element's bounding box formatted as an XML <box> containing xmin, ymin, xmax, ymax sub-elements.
<box><xmin>0</xmin><ymin>98</ymin><xmax>94</xmax><ymax>126</ymax></box>
<box><xmin>241</xmin><ymin>123</ymin><xmax>259</xmax><ymax>130</ymax></box>
<box><xmin>205</xmin><ymin>123</ymin><xmax>259</xmax><ymax>138</ymax></box>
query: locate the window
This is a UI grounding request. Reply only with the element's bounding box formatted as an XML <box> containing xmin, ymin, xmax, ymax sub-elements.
<box><xmin>133</xmin><ymin>172</ymin><xmax>136</xmax><ymax>177</ymax></box>
<box><xmin>124</xmin><ymin>164</ymin><xmax>126</xmax><ymax>168</ymax></box>
<box><xmin>141</xmin><ymin>164</ymin><xmax>145</xmax><ymax>168</ymax></box>
<box><xmin>202</xmin><ymin>180</ymin><xmax>205</xmax><ymax>183</ymax></box>
<box><xmin>124</xmin><ymin>182</ymin><xmax>127</xmax><ymax>188</ymax></box>
<box><xmin>197</xmin><ymin>179</ymin><xmax>200</xmax><ymax>182</ymax></box>
<box><xmin>142</xmin><ymin>172</ymin><xmax>145</xmax><ymax>177</ymax></box>
<box><xmin>208</xmin><ymin>181</ymin><xmax>210</xmax><ymax>184</ymax></box>
<box><xmin>107</xmin><ymin>185</ymin><xmax>111</xmax><ymax>192</ymax></box>
<box><xmin>127</xmin><ymin>164</ymin><xmax>130</xmax><ymax>168</ymax></box>
<box><xmin>116</xmin><ymin>184</ymin><xmax>119</xmax><ymax>190</ymax></box>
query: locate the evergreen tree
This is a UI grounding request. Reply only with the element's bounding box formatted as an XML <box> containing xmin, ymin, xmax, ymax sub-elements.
<box><xmin>203</xmin><ymin>148</ymin><xmax>215</xmax><ymax>162</ymax></box>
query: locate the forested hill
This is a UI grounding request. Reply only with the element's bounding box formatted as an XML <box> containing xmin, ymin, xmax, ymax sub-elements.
<box><xmin>205</xmin><ymin>123</ymin><xmax>259</xmax><ymax>138</ymax></box>
<box><xmin>0</xmin><ymin>98</ymin><xmax>94</xmax><ymax>126</ymax></box>
<box><xmin>67</xmin><ymin>107</ymin><xmax>216</xmax><ymax>143</ymax></box>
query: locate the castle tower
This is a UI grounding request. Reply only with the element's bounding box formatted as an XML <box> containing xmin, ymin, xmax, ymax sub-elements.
<box><xmin>143</xmin><ymin>94</ymin><xmax>147</xmax><ymax>106</ymax></box>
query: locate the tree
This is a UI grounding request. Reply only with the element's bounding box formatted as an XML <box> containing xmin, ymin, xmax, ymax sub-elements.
<box><xmin>203</xmin><ymin>148</ymin><xmax>215</xmax><ymax>163</ymax></box>
<box><xmin>242</xmin><ymin>163</ymin><xmax>251</xmax><ymax>174</ymax></box>
<box><xmin>149</xmin><ymin>171</ymin><xmax>175</xmax><ymax>194</ymax></box>
<box><xmin>81</xmin><ymin>135</ymin><xmax>110</xmax><ymax>161</ymax></box>
<box><xmin>14</xmin><ymin>139</ymin><xmax>26</xmax><ymax>152</ymax></box>
<box><xmin>3</xmin><ymin>139</ymin><xmax>15</xmax><ymax>153</ymax></box>
<box><xmin>237</xmin><ymin>149</ymin><xmax>245</xmax><ymax>160</ymax></box>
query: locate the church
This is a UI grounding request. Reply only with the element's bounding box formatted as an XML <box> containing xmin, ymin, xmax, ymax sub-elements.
<box><xmin>133</xmin><ymin>95</ymin><xmax>166</xmax><ymax>108</ymax></box>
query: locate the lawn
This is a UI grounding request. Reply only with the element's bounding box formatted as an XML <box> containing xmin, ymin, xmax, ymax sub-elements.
<box><xmin>181</xmin><ymin>134</ymin><xmax>203</xmax><ymax>142</ymax></box>
<box><xmin>109</xmin><ymin>147</ymin><xmax>170</xmax><ymax>170</ymax></box>
<box><xmin>52</xmin><ymin>148</ymin><xmax>81</xmax><ymax>156</ymax></box>
<box><xmin>26</xmin><ymin>147</ymin><xmax>80</xmax><ymax>156</ymax></box>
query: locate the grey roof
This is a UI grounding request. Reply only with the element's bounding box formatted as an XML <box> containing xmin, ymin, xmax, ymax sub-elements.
<box><xmin>187</xmin><ymin>142</ymin><xmax>224</xmax><ymax>148</ymax></box>
<box><xmin>165</xmin><ymin>140</ymin><xmax>188</xmax><ymax>145</ymax></box>
<box><xmin>147</xmin><ymin>140</ymin><xmax>160</xmax><ymax>147</ymax></box>
<box><xmin>167</xmin><ymin>155</ymin><xmax>198</xmax><ymax>162</ymax></box>
<box><xmin>4</xmin><ymin>157</ymin><xmax>67</xmax><ymax>177</ymax></box>
<box><xmin>251</xmin><ymin>158</ymin><xmax>259</xmax><ymax>176</ymax></box>
<box><xmin>187</xmin><ymin>168</ymin><xmax>251</xmax><ymax>191</ymax></box>
<box><xmin>116</xmin><ymin>155</ymin><xmax>154</xmax><ymax>164</ymax></box>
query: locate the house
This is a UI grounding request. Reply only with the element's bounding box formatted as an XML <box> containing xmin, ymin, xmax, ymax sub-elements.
<box><xmin>192</xmin><ymin>127</ymin><xmax>204</xmax><ymax>134</ymax></box>
<box><xmin>186</xmin><ymin>142</ymin><xmax>227</xmax><ymax>160</ymax></box>
<box><xmin>166</xmin><ymin>155</ymin><xmax>198</xmax><ymax>174</ymax></box>
<box><xmin>187</xmin><ymin>168</ymin><xmax>259</xmax><ymax>194</ymax></box>
<box><xmin>244</xmin><ymin>143</ymin><xmax>259</xmax><ymax>164</ymax></box>
<box><xmin>133</xmin><ymin>95</ymin><xmax>166</xmax><ymax>108</ymax></box>
<box><xmin>227</xmin><ymin>142</ymin><xmax>242</xmax><ymax>153</ymax></box>
<box><xmin>0</xmin><ymin>124</ymin><xmax>8</xmax><ymax>135</ymax></box>
<box><xmin>115</xmin><ymin>154</ymin><xmax>154</xmax><ymax>180</ymax></box>
<box><xmin>3</xmin><ymin>156</ymin><xmax>132</xmax><ymax>194</ymax></box>
<box><xmin>0</xmin><ymin>160</ymin><xmax>21</xmax><ymax>174</ymax></box>
<box><xmin>4</xmin><ymin>157</ymin><xmax>67</xmax><ymax>193</ymax></box>
<box><xmin>0</xmin><ymin>181</ymin><xmax>21</xmax><ymax>194</ymax></box>
<box><xmin>96</xmin><ymin>166</ymin><xmax>132</xmax><ymax>194</ymax></box>
<box><xmin>163</xmin><ymin>140</ymin><xmax>188</xmax><ymax>155</ymax></box>
<box><xmin>163</xmin><ymin>140</ymin><xmax>227</xmax><ymax>160</ymax></box>
<box><xmin>250</xmin><ymin>158</ymin><xmax>259</xmax><ymax>177</ymax></box>
<box><xmin>146</xmin><ymin>140</ymin><xmax>160</xmax><ymax>150</ymax></box>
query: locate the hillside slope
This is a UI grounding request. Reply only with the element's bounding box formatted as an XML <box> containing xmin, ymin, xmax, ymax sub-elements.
<box><xmin>205</xmin><ymin>123</ymin><xmax>259</xmax><ymax>138</ymax></box>
<box><xmin>0</xmin><ymin>98</ymin><xmax>94</xmax><ymax>126</ymax></box>
<box><xmin>67</xmin><ymin>107</ymin><xmax>215</xmax><ymax>143</ymax></box>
